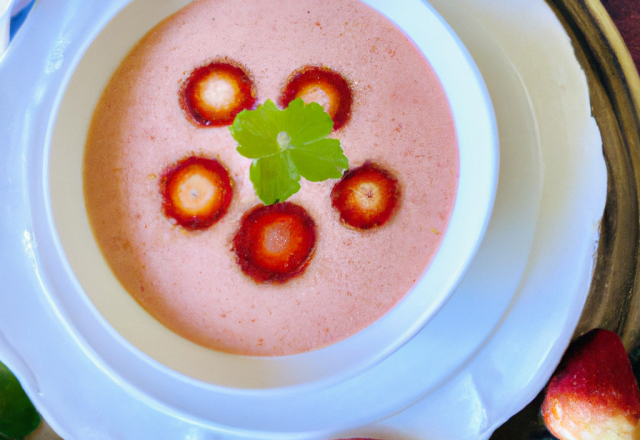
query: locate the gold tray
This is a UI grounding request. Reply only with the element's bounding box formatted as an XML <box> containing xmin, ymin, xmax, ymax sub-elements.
<box><xmin>552</xmin><ymin>0</ymin><xmax>640</xmax><ymax>352</ymax></box>
<box><xmin>491</xmin><ymin>0</ymin><xmax>640</xmax><ymax>437</ymax></box>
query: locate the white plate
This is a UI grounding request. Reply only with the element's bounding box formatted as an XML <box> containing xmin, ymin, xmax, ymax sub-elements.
<box><xmin>3</xmin><ymin>0</ymin><xmax>498</xmax><ymax>433</ymax></box>
<box><xmin>0</xmin><ymin>0</ymin><xmax>606</xmax><ymax>438</ymax></box>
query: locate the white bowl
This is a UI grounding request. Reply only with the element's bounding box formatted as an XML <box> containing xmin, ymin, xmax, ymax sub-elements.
<box><xmin>47</xmin><ymin>0</ymin><xmax>498</xmax><ymax>392</ymax></box>
<box><xmin>47</xmin><ymin>0</ymin><xmax>496</xmax><ymax>395</ymax></box>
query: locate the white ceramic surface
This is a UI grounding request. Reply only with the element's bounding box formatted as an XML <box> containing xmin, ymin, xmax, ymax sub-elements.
<box><xmin>0</xmin><ymin>0</ymin><xmax>12</xmax><ymax>57</ymax></box>
<box><xmin>0</xmin><ymin>0</ymin><xmax>606</xmax><ymax>439</ymax></box>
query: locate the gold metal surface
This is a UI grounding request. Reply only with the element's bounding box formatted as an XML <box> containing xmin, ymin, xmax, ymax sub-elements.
<box><xmin>547</xmin><ymin>0</ymin><xmax>640</xmax><ymax>352</ymax></box>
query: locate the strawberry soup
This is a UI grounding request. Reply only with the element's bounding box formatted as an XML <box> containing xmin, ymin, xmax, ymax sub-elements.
<box><xmin>83</xmin><ymin>0</ymin><xmax>458</xmax><ymax>356</ymax></box>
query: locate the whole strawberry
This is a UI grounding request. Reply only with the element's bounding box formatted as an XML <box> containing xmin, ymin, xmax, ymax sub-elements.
<box><xmin>542</xmin><ymin>329</ymin><xmax>640</xmax><ymax>439</ymax></box>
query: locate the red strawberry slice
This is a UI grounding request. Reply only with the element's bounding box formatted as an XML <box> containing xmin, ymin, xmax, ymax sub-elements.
<box><xmin>542</xmin><ymin>329</ymin><xmax>640</xmax><ymax>440</ymax></box>
<box><xmin>331</xmin><ymin>162</ymin><xmax>400</xmax><ymax>230</ymax></box>
<box><xmin>280</xmin><ymin>65</ymin><xmax>353</xmax><ymax>130</ymax></box>
<box><xmin>233</xmin><ymin>202</ymin><xmax>317</xmax><ymax>283</ymax></box>
<box><xmin>160</xmin><ymin>156</ymin><xmax>233</xmax><ymax>230</ymax></box>
<box><xmin>180</xmin><ymin>60</ymin><xmax>256</xmax><ymax>127</ymax></box>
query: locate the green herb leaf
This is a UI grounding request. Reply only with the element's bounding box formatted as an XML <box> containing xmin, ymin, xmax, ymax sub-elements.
<box><xmin>230</xmin><ymin>98</ymin><xmax>348</xmax><ymax>204</ymax></box>
<box><xmin>0</xmin><ymin>361</ymin><xmax>41</xmax><ymax>439</ymax></box>
<box><xmin>250</xmin><ymin>152</ymin><xmax>300</xmax><ymax>205</ymax></box>
<box><xmin>289</xmin><ymin>138</ymin><xmax>347</xmax><ymax>181</ymax></box>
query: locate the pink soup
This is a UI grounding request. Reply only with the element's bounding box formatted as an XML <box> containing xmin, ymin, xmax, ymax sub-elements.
<box><xmin>83</xmin><ymin>0</ymin><xmax>458</xmax><ymax>356</ymax></box>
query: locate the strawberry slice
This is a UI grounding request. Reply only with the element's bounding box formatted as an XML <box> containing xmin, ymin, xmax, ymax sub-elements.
<box><xmin>233</xmin><ymin>202</ymin><xmax>316</xmax><ymax>283</ymax></box>
<box><xmin>160</xmin><ymin>156</ymin><xmax>233</xmax><ymax>230</ymax></box>
<box><xmin>180</xmin><ymin>61</ymin><xmax>256</xmax><ymax>127</ymax></box>
<box><xmin>542</xmin><ymin>329</ymin><xmax>640</xmax><ymax>440</ymax></box>
<box><xmin>331</xmin><ymin>162</ymin><xmax>400</xmax><ymax>230</ymax></box>
<box><xmin>280</xmin><ymin>66</ymin><xmax>353</xmax><ymax>130</ymax></box>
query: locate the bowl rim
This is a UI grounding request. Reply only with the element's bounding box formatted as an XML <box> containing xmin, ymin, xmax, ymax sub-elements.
<box><xmin>35</xmin><ymin>0</ymin><xmax>495</xmax><ymax>430</ymax></box>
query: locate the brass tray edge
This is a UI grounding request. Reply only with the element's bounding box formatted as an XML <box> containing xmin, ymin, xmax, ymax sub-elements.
<box><xmin>491</xmin><ymin>2</ymin><xmax>640</xmax><ymax>437</ymax></box>
<box><xmin>547</xmin><ymin>0</ymin><xmax>640</xmax><ymax>352</ymax></box>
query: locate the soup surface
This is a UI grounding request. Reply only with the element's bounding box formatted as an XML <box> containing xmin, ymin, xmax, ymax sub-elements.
<box><xmin>84</xmin><ymin>0</ymin><xmax>458</xmax><ymax>356</ymax></box>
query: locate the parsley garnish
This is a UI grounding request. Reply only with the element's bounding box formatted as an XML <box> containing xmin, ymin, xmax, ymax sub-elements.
<box><xmin>230</xmin><ymin>98</ymin><xmax>349</xmax><ymax>205</ymax></box>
